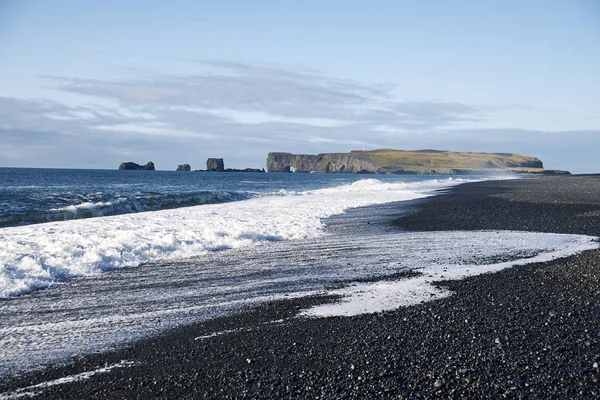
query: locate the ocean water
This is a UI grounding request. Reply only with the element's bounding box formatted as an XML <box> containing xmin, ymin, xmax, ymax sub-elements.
<box><xmin>0</xmin><ymin>168</ymin><xmax>473</xmax><ymax>298</ymax></box>
<box><xmin>0</xmin><ymin>168</ymin><xmax>391</xmax><ymax>228</ymax></box>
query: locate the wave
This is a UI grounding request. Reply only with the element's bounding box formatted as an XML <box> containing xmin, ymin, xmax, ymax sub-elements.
<box><xmin>0</xmin><ymin>191</ymin><xmax>257</xmax><ymax>228</ymax></box>
<box><xmin>0</xmin><ymin>177</ymin><xmax>478</xmax><ymax>298</ymax></box>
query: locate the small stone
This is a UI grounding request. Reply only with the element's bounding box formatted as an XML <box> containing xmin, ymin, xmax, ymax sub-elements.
<box><xmin>495</xmin><ymin>338</ymin><xmax>501</xmax><ymax>345</ymax></box>
<box><xmin>246</xmin><ymin>358</ymin><xmax>253</xmax><ymax>364</ymax></box>
<box><xmin>594</xmin><ymin>362</ymin><xmax>598</xmax><ymax>369</ymax></box>
<box><xmin>434</xmin><ymin>379</ymin><xmax>444</xmax><ymax>388</ymax></box>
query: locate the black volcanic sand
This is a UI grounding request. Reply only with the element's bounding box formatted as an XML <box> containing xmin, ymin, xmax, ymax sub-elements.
<box><xmin>2</xmin><ymin>176</ymin><xmax>600</xmax><ymax>399</ymax></box>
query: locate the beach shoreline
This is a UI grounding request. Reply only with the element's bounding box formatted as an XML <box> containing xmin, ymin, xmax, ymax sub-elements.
<box><xmin>2</xmin><ymin>176</ymin><xmax>600</xmax><ymax>398</ymax></box>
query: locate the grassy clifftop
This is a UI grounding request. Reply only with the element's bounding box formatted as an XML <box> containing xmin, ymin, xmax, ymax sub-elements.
<box><xmin>363</xmin><ymin>149</ymin><xmax>544</xmax><ymax>174</ymax></box>
<box><xmin>266</xmin><ymin>149</ymin><xmax>568</xmax><ymax>174</ymax></box>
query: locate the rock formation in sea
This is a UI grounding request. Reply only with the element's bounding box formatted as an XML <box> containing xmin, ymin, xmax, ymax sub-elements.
<box><xmin>176</xmin><ymin>164</ymin><xmax>191</xmax><ymax>171</ymax></box>
<box><xmin>203</xmin><ymin>158</ymin><xmax>264</xmax><ymax>173</ymax></box>
<box><xmin>206</xmin><ymin>158</ymin><xmax>225</xmax><ymax>172</ymax></box>
<box><xmin>119</xmin><ymin>161</ymin><xmax>155</xmax><ymax>171</ymax></box>
<box><xmin>265</xmin><ymin>149</ymin><xmax>566</xmax><ymax>175</ymax></box>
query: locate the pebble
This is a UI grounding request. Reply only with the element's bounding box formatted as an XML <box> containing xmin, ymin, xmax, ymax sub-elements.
<box><xmin>3</xmin><ymin>176</ymin><xmax>600</xmax><ymax>399</ymax></box>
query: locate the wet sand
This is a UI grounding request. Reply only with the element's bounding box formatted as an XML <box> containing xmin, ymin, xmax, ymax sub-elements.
<box><xmin>1</xmin><ymin>175</ymin><xmax>600</xmax><ymax>399</ymax></box>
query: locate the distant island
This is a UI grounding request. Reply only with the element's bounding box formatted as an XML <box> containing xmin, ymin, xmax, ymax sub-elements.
<box><xmin>119</xmin><ymin>161</ymin><xmax>155</xmax><ymax>171</ymax></box>
<box><xmin>267</xmin><ymin>149</ymin><xmax>569</xmax><ymax>175</ymax></box>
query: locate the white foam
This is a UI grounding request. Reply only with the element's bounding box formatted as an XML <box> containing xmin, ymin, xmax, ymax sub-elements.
<box><xmin>1</xmin><ymin>227</ymin><xmax>597</xmax><ymax>377</ymax></box>
<box><xmin>302</xmin><ymin>231</ymin><xmax>599</xmax><ymax>317</ymax></box>
<box><xmin>0</xmin><ymin>178</ymin><xmax>470</xmax><ymax>298</ymax></box>
<box><xmin>0</xmin><ymin>360</ymin><xmax>136</xmax><ymax>399</ymax></box>
<box><xmin>193</xmin><ymin>318</ymin><xmax>290</xmax><ymax>341</ymax></box>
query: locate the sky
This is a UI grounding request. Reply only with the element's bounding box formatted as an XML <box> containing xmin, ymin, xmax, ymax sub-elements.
<box><xmin>0</xmin><ymin>0</ymin><xmax>599</xmax><ymax>172</ymax></box>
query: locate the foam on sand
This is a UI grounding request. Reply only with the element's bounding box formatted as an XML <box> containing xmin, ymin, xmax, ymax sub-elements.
<box><xmin>302</xmin><ymin>231</ymin><xmax>599</xmax><ymax>317</ymax></box>
<box><xmin>0</xmin><ymin>360</ymin><xmax>136</xmax><ymax>399</ymax></box>
<box><xmin>1</xmin><ymin>223</ymin><xmax>597</xmax><ymax>377</ymax></box>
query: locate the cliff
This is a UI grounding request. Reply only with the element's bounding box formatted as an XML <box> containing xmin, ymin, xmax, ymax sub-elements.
<box><xmin>267</xmin><ymin>152</ymin><xmax>377</xmax><ymax>173</ymax></box>
<box><xmin>119</xmin><ymin>161</ymin><xmax>155</xmax><ymax>171</ymax></box>
<box><xmin>266</xmin><ymin>149</ymin><xmax>566</xmax><ymax>175</ymax></box>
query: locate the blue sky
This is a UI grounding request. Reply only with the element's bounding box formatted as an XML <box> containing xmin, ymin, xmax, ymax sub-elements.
<box><xmin>1</xmin><ymin>0</ymin><xmax>599</xmax><ymax>172</ymax></box>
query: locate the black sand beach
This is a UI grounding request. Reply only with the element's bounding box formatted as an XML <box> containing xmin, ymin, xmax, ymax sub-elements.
<box><xmin>2</xmin><ymin>176</ymin><xmax>600</xmax><ymax>399</ymax></box>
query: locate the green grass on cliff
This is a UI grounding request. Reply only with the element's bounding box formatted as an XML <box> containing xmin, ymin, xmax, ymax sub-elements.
<box><xmin>364</xmin><ymin>149</ymin><xmax>542</xmax><ymax>172</ymax></box>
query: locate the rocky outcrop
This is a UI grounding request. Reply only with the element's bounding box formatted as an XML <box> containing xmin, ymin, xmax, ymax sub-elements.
<box><xmin>119</xmin><ymin>161</ymin><xmax>155</xmax><ymax>170</ymax></box>
<box><xmin>176</xmin><ymin>164</ymin><xmax>191</xmax><ymax>171</ymax></box>
<box><xmin>266</xmin><ymin>152</ymin><xmax>378</xmax><ymax>173</ymax></box>
<box><xmin>204</xmin><ymin>158</ymin><xmax>264</xmax><ymax>173</ymax></box>
<box><xmin>266</xmin><ymin>150</ymin><xmax>556</xmax><ymax>174</ymax></box>
<box><xmin>206</xmin><ymin>158</ymin><xmax>225</xmax><ymax>172</ymax></box>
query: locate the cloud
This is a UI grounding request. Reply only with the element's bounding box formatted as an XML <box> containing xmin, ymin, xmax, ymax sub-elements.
<box><xmin>45</xmin><ymin>60</ymin><xmax>486</xmax><ymax>130</ymax></box>
<box><xmin>1</xmin><ymin>61</ymin><xmax>597</xmax><ymax>171</ymax></box>
<box><xmin>0</xmin><ymin>96</ymin><xmax>136</xmax><ymax>136</ymax></box>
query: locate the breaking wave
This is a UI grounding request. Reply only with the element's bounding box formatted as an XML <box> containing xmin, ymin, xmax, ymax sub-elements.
<box><xmin>0</xmin><ymin>191</ymin><xmax>256</xmax><ymax>228</ymax></box>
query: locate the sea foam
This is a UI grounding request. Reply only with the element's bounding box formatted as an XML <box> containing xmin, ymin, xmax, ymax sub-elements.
<box><xmin>0</xmin><ymin>178</ymin><xmax>466</xmax><ymax>298</ymax></box>
<box><xmin>1</xmin><ymin>227</ymin><xmax>597</xmax><ymax>377</ymax></box>
<box><xmin>302</xmin><ymin>231</ymin><xmax>599</xmax><ymax>317</ymax></box>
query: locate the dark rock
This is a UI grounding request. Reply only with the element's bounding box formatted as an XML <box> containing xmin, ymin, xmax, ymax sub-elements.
<box><xmin>206</xmin><ymin>158</ymin><xmax>225</xmax><ymax>172</ymax></box>
<box><xmin>267</xmin><ymin>152</ymin><xmax>376</xmax><ymax>174</ymax></box>
<box><xmin>205</xmin><ymin>158</ymin><xmax>264</xmax><ymax>172</ymax></box>
<box><xmin>119</xmin><ymin>161</ymin><xmax>155</xmax><ymax>171</ymax></box>
<box><xmin>176</xmin><ymin>164</ymin><xmax>191</xmax><ymax>171</ymax></box>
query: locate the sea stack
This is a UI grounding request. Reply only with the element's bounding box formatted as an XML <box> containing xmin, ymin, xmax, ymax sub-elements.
<box><xmin>119</xmin><ymin>161</ymin><xmax>155</xmax><ymax>170</ymax></box>
<box><xmin>206</xmin><ymin>158</ymin><xmax>225</xmax><ymax>172</ymax></box>
<box><xmin>176</xmin><ymin>164</ymin><xmax>191</xmax><ymax>171</ymax></box>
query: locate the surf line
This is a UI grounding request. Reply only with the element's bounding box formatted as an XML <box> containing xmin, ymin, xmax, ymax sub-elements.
<box><xmin>0</xmin><ymin>360</ymin><xmax>137</xmax><ymax>399</ymax></box>
<box><xmin>194</xmin><ymin>318</ymin><xmax>291</xmax><ymax>341</ymax></box>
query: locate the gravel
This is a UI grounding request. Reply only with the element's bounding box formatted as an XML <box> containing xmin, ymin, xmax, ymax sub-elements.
<box><xmin>2</xmin><ymin>175</ymin><xmax>600</xmax><ymax>399</ymax></box>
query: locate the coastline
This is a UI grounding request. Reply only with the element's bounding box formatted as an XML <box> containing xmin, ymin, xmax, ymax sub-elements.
<box><xmin>2</xmin><ymin>176</ymin><xmax>600</xmax><ymax>398</ymax></box>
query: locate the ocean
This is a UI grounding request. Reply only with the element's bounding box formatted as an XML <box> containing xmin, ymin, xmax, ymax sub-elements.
<box><xmin>1</xmin><ymin>169</ymin><xmax>598</xmax><ymax>378</ymax></box>
<box><xmin>0</xmin><ymin>168</ymin><xmax>474</xmax><ymax>298</ymax></box>
<box><xmin>0</xmin><ymin>167</ymin><xmax>386</xmax><ymax>228</ymax></box>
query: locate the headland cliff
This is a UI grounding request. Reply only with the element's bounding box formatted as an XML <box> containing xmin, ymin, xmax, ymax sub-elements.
<box><xmin>267</xmin><ymin>149</ymin><xmax>568</xmax><ymax>175</ymax></box>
